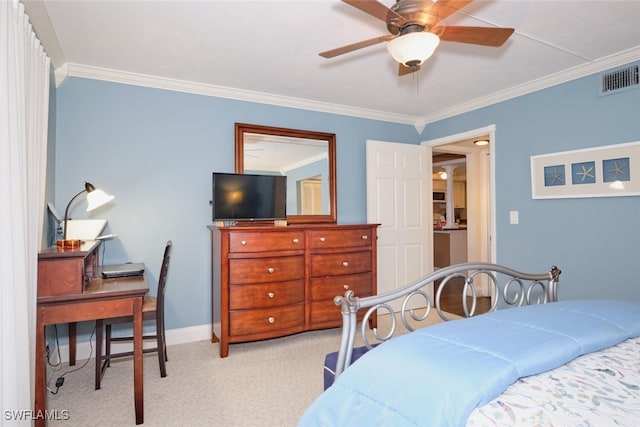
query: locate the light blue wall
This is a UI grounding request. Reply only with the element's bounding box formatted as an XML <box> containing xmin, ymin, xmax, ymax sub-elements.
<box><xmin>44</xmin><ymin>67</ymin><xmax>57</xmax><ymax>247</ymax></box>
<box><xmin>422</xmin><ymin>62</ymin><xmax>640</xmax><ymax>302</ymax></box>
<box><xmin>53</xmin><ymin>77</ymin><xmax>420</xmax><ymax>335</ymax></box>
<box><xmin>53</xmin><ymin>66</ymin><xmax>640</xmax><ymax>340</ymax></box>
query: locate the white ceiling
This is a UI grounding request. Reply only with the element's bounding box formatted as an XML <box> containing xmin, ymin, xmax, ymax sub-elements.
<box><xmin>244</xmin><ymin>133</ymin><xmax>328</xmax><ymax>172</ymax></box>
<box><xmin>28</xmin><ymin>0</ymin><xmax>640</xmax><ymax>128</ymax></box>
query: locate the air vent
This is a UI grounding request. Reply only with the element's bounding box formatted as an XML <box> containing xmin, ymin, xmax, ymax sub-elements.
<box><xmin>598</xmin><ymin>64</ymin><xmax>639</xmax><ymax>96</ymax></box>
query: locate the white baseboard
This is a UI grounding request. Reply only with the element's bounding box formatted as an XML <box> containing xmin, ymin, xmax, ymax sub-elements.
<box><xmin>50</xmin><ymin>323</ymin><xmax>212</xmax><ymax>363</ymax></box>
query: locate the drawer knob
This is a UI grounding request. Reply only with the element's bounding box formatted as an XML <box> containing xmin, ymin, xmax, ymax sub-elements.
<box><xmin>268</xmin><ymin>267</ymin><xmax>275</xmax><ymax>274</ymax></box>
<box><xmin>268</xmin><ymin>317</ymin><xmax>276</xmax><ymax>324</ymax></box>
<box><xmin>361</xmin><ymin>235</ymin><xmax>368</xmax><ymax>240</ymax></box>
<box><xmin>343</xmin><ymin>284</ymin><xmax>350</xmax><ymax>290</ymax></box>
<box><xmin>342</xmin><ymin>261</ymin><xmax>349</xmax><ymax>267</ymax></box>
<box><xmin>292</xmin><ymin>238</ymin><xmax>299</xmax><ymax>244</ymax></box>
<box><xmin>267</xmin><ymin>292</ymin><xmax>275</xmax><ymax>299</ymax></box>
<box><xmin>319</xmin><ymin>237</ymin><xmax>326</xmax><ymax>242</ymax></box>
<box><xmin>241</xmin><ymin>240</ymin><xmax>247</xmax><ymax>246</ymax></box>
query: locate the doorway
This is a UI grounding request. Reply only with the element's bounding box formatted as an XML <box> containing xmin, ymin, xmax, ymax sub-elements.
<box><xmin>424</xmin><ymin>126</ymin><xmax>496</xmax><ymax>315</ymax></box>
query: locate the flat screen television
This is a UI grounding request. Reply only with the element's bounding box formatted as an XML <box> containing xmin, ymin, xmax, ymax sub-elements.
<box><xmin>212</xmin><ymin>172</ymin><xmax>287</xmax><ymax>222</ymax></box>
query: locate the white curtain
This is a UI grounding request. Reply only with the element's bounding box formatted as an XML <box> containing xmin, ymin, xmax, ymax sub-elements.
<box><xmin>1</xmin><ymin>0</ymin><xmax>50</xmax><ymax>423</ymax></box>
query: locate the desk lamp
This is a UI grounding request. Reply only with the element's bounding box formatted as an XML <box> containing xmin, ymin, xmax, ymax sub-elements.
<box><xmin>57</xmin><ymin>182</ymin><xmax>115</xmax><ymax>250</ymax></box>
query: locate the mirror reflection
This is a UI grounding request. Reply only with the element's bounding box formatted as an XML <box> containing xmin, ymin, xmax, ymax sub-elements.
<box><xmin>235</xmin><ymin>123</ymin><xmax>337</xmax><ymax>224</ymax></box>
<box><xmin>243</xmin><ymin>133</ymin><xmax>329</xmax><ymax>215</ymax></box>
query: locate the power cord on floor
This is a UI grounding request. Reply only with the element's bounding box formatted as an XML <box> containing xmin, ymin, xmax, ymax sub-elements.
<box><xmin>47</xmin><ymin>325</ymin><xmax>96</xmax><ymax>395</ymax></box>
<box><xmin>46</xmin><ymin>325</ymin><xmax>62</xmax><ymax>368</ymax></box>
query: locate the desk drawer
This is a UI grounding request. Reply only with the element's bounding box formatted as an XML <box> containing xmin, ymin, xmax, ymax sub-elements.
<box><xmin>229</xmin><ymin>255</ymin><xmax>304</xmax><ymax>284</ymax></box>
<box><xmin>38</xmin><ymin>258</ymin><xmax>85</xmax><ymax>297</ymax></box>
<box><xmin>229</xmin><ymin>280</ymin><xmax>304</xmax><ymax>310</ymax></box>
<box><xmin>229</xmin><ymin>303</ymin><xmax>304</xmax><ymax>336</ymax></box>
<box><xmin>310</xmin><ymin>251</ymin><xmax>371</xmax><ymax>278</ymax></box>
<box><xmin>229</xmin><ymin>231</ymin><xmax>305</xmax><ymax>253</ymax></box>
<box><xmin>311</xmin><ymin>272</ymin><xmax>372</xmax><ymax>302</ymax></box>
<box><xmin>309</xmin><ymin>228</ymin><xmax>373</xmax><ymax>251</ymax></box>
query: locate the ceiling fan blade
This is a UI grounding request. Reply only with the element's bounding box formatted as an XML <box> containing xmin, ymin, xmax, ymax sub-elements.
<box><xmin>342</xmin><ymin>0</ymin><xmax>406</xmax><ymax>24</ymax></box>
<box><xmin>319</xmin><ymin>34</ymin><xmax>395</xmax><ymax>58</ymax></box>
<box><xmin>398</xmin><ymin>63</ymin><xmax>420</xmax><ymax>76</ymax></box>
<box><xmin>426</xmin><ymin>0</ymin><xmax>474</xmax><ymax>23</ymax></box>
<box><xmin>436</xmin><ymin>26</ymin><xmax>515</xmax><ymax>47</ymax></box>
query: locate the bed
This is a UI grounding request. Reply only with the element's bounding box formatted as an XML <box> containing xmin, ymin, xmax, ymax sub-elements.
<box><xmin>298</xmin><ymin>262</ymin><xmax>640</xmax><ymax>426</ymax></box>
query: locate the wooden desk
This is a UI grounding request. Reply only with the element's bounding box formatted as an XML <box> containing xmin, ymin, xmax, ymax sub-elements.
<box><xmin>38</xmin><ymin>240</ymin><xmax>103</xmax><ymax>366</ymax></box>
<box><xmin>35</xmin><ymin>275</ymin><xmax>149</xmax><ymax>426</ymax></box>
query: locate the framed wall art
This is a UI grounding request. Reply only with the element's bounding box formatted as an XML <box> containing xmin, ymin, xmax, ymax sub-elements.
<box><xmin>530</xmin><ymin>141</ymin><xmax>640</xmax><ymax>199</ymax></box>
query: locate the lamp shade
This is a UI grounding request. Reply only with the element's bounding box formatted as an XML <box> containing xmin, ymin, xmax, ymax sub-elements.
<box><xmin>86</xmin><ymin>188</ymin><xmax>115</xmax><ymax>211</ymax></box>
<box><xmin>387</xmin><ymin>32</ymin><xmax>440</xmax><ymax>67</ymax></box>
<box><xmin>59</xmin><ymin>181</ymin><xmax>115</xmax><ymax>244</ymax></box>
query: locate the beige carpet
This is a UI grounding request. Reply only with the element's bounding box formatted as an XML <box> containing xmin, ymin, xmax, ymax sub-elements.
<box><xmin>45</xmin><ymin>311</ymin><xmax>449</xmax><ymax>426</ymax></box>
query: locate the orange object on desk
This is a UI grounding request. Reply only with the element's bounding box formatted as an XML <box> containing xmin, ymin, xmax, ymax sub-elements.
<box><xmin>56</xmin><ymin>239</ymin><xmax>82</xmax><ymax>250</ymax></box>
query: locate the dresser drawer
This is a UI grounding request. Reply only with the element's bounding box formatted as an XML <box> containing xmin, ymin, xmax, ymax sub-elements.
<box><xmin>309</xmin><ymin>300</ymin><xmax>343</xmax><ymax>327</ymax></box>
<box><xmin>229</xmin><ymin>255</ymin><xmax>304</xmax><ymax>284</ymax></box>
<box><xmin>309</xmin><ymin>228</ymin><xmax>373</xmax><ymax>250</ymax></box>
<box><xmin>311</xmin><ymin>251</ymin><xmax>372</xmax><ymax>277</ymax></box>
<box><xmin>229</xmin><ymin>303</ymin><xmax>304</xmax><ymax>336</ymax></box>
<box><xmin>229</xmin><ymin>231</ymin><xmax>305</xmax><ymax>253</ymax></box>
<box><xmin>310</xmin><ymin>272</ymin><xmax>372</xmax><ymax>302</ymax></box>
<box><xmin>310</xmin><ymin>300</ymin><xmax>368</xmax><ymax>327</ymax></box>
<box><xmin>229</xmin><ymin>280</ymin><xmax>304</xmax><ymax>310</ymax></box>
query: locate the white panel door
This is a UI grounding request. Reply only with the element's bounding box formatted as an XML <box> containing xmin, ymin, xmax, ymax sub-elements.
<box><xmin>366</xmin><ymin>140</ymin><xmax>432</xmax><ymax>309</ymax></box>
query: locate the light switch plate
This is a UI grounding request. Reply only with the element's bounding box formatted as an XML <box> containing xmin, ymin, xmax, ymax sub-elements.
<box><xmin>509</xmin><ymin>210</ymin><xmax>519</xmax><ymax>224</ymax></box>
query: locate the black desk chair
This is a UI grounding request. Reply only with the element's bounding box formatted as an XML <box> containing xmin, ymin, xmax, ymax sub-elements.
<box><xmin>95</xmin><ymin>240</ymin><xmax>172</xmax><ymax>390</ymax></box>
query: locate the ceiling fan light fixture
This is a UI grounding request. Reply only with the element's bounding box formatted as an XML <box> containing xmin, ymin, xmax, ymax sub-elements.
<box><xmin>387</xmin><ymin>32</ymin><xmax>440</xmax><ymax>67</ymax></box>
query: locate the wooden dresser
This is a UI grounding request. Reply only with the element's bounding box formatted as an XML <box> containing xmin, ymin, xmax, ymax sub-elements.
<box><xmin>209</xmin><ymin>223</ymin><xmax>378</xmax><ymax>357</ymax></box>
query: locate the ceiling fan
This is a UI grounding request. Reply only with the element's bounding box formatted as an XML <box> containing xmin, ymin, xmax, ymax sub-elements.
<box><xmin>320</xmin><ymin>0</ymin><xmax>514</xmax><ymax>76</ymax></box>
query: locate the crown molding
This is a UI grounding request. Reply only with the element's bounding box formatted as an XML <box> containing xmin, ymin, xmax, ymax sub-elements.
<box><xmin>420</xmin><ymin>47</ymin><xmax>640</xmax><ymax>126</ymax></box>
<box><xmin>57</xmin><ymin>63</ymin><xmax>418</xmax><ymax>126</ymax></box>
<box><xmin>54</xmin><ymin>47</ymin><xmax>640</xmax><ymax>134</ymax></box>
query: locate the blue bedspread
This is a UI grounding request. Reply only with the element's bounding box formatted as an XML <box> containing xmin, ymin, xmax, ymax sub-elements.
<box><xmin>298</xmin><ymin>300</ymin><xmax>640</xmax><ymax>427</ymax></box>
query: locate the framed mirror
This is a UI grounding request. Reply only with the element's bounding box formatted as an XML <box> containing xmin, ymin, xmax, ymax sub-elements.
<box><xmin>235</xmin><ymin>123</ymin><xmax>337</xmax><ymax>224</ymax></box>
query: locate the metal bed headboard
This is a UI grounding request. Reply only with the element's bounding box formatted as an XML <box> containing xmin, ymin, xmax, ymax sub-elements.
<box><xmin>332</xmin><ymin>262</ymin><xmax>561</xmax><ymax>379</ymax></box>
